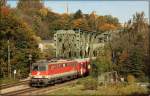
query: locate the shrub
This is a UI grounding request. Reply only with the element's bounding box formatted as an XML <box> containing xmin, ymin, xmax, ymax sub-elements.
<box><xmin>127</xmin><ymin>74</ymin><xmax>136</xmax><ymax>84</ymax></box>
<box><xmin>83</xmin><ymin>77</ymin><xmax>98</xmax><ymax>90</ymax></box>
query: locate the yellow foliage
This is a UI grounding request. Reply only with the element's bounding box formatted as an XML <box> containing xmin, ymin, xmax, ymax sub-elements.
<box><xmin>73</xmin><ymin>19</ymin><xmax>82</xmax><ymax>26</ymax></box>
<box><xmin>39</xmin><ymin>8</ymin><xmax>48</xmax><ymax>16</ymax></box>
<box><xmin>1</xmin><ymin>6</ymin><xmax>10</xmax><ymax>16</ymax></box>
<box><xmin>99</xmin><ymin>23</ymin><xmax>117</xmax><ymax>31</ymax></box>
<box><xmin>72</xmin><ymin>19</ymin><xmax>88</xmax><ymax>29</ymax></box>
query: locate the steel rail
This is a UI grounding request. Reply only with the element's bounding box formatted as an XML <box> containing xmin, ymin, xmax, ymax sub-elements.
<box><xmin>0</xmin><ymin>80</ymin><xmax>29</xmax><ymax>89</ymax></box>
<box><xmin>1</xmin><ymin>79</ymin><xmax>77</xmax><ymax>96</ymax></box>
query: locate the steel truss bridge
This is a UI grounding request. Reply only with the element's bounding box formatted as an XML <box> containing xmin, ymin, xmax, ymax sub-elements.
<box><xmin>54</xmin><ymin>29</ymin><xmax>121</xmax><ymax>58</ymax></box>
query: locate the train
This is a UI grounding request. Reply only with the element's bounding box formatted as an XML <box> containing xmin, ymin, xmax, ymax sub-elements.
<box><xmin>30</xmin><ymin>58</ymin><xmax>93</xmax><ymax>87</ymax></box>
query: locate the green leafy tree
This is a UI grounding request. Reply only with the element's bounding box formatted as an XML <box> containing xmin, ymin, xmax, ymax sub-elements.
<box><xmin>91</xmin><ymin>52</ymin><xmax>112</xmax><ymax>78</ymax></box>
<box><xmin>128</xmin><ymin>48</ymin><xmax>144</xmax><ymax>78</ymax></box>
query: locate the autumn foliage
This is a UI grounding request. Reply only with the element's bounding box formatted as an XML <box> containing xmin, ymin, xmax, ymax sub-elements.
<box><xmin>99</xmin><ymin>23</ymin><xmax>117</xmax><ymax>31</ymax></box>
<box><xmin>0</xmin><ymin>6</ymin><xmax>9</xmax><ymax>16</ymax></box>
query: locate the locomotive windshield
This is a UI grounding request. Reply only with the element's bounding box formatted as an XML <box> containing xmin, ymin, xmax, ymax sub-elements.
<box><xmin>32</xmin><ymin>65</ymin><xmax>46</xmax><ymax>71</ymax></box>
<box><xmin>33</xmin><ymin>65</ymin><xmax>38</xmax><ymax>71</ymax></box>
<box><xmin>38</xmin><ymin>66</ymin><xmax>46</xmax><ymax>71</ymax></box>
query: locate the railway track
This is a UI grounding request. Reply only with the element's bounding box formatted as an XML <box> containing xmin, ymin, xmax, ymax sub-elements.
<box><xmin>1</xmin><ymin>79</ymin><xmax>77</xmax><ymax>96</ymax></box>
<box><xmin>26</xmin><ymin>80</ymin><xmax>77</xmax><ymax>95</ymax></box>
<box><xmin>0</xmin><ymin>87</ymin><xmax>37</xmax><ymax>96</ymax></box>
<box><xmin>0</xmin><ymin>80</ymin><xmax>29</xmax><ymax>89</ymax></box>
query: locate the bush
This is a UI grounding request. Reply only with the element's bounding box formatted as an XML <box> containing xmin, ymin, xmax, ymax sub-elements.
<box><xmin>127</xmin><ymin>75</ymin><xmax>136</xmax><ymax>84</ymax></box>
<box><xmin>83</xmin><ymin>77</ymin><xmax>98</xmax><ymax>90</ymax></box>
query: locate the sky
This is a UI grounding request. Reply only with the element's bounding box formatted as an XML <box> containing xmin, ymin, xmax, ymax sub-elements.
<box><xmin>7</xmin><ymin>0</ymin><xmax>149</xmax><ymax>24</ymax></box>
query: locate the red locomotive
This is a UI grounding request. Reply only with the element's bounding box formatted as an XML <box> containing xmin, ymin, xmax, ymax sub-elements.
<box><xmin>30</xmin><ymin>58</ymin><xmax>91</xmax><ymax>87</ymax></box>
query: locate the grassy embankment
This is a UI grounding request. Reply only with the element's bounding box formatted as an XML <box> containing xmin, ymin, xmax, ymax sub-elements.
<box><xmin>48</xmin><ymin>77</ymin><xmax>149</xmax><ymax>96</ymax></box>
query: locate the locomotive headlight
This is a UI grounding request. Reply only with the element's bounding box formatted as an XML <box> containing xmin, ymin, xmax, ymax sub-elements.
<box><xmin>42</xmin><ymin>75</ymin><xmax>48</xmax><ymax>78</ymax></box>
<box><xmin>88</xmin><ymin>64</ymin><xmax>91</xmax><ymax>69</ymax></box>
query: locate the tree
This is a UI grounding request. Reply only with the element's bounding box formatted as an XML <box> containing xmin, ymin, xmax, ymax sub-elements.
<box><xmin>17</xmin><ymin>0</ymin><xmax>43</xmax><ymax>11</ymax></box>
<box><xmin>0</xmin><ymin>10</ymin><xmax>40</xmax><ymax>78</ymax></box>
<box><xmin>0</xmin><ymin>0</ymin><xmax>7</xmax><ymax>7</ymax></box>
<box><xmin>91</xmin><ymin>47</ymin><xmax>112</xmax><ymax>78</ymax></box>
<box><xmin>16</xmin><ymin>0</ymin><xmax>56</xmax><ymax>40</ymax></box>
<box><xmin>73</xmin><ymin>9</ymin><xmax>83</xmax><ymax>19</ymax></box>
<box><xmin>111</xmin><ymin>12</ymin><xmax>149</xmax><ymax>81</ymax></box>
<box><xmin>87</xmin><ymin>11</ymin><xmax>97</xmax><ymax>30</ymax></box>
<box><xmin>98</xmin><ymin>23</ymin><xmax>117</xmax><ymax>31</ymax></box>
<box><xmin>96</xmin><ymin>15</ymin><xmax>120</xmax><ymax>32</ymax></box>
<box><xmin>71</xmin><ymin>18</ymin><xmax>90</xmax><ymax>30</ymax></box>
<box><xmin>129</xmin><ymin>48</ymin><xmax>144</xmax><ymax>78</ymax></box>
<box><xmin>105</xmin><ymin>15</ymin><xmax>120</xmax><ymax>26</ymax></box>
<box><xmin>118</xmin><ymin>47</ymin><xmax>144</xmax><ymax>79</ymax></box>
<box><xmin>0</xmin><ymin>4</ymin><xmax>9</xmax><ymax>16</ymax></box>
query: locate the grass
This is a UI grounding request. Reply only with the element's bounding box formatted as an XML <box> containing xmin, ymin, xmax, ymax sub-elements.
<box><xmin>47</xmin><ymin>78</ymin><xmax>149</xmax><ymax>96</ymax></box>
<box><xmin>96</xmin><ymin>83</ymin><xmax>149</xmax><ymax>95</ymax></box>
<box><xmin>0</xmin><ymin>77</ymin><xmax>19</xmax><ymax>85</ymax></box>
